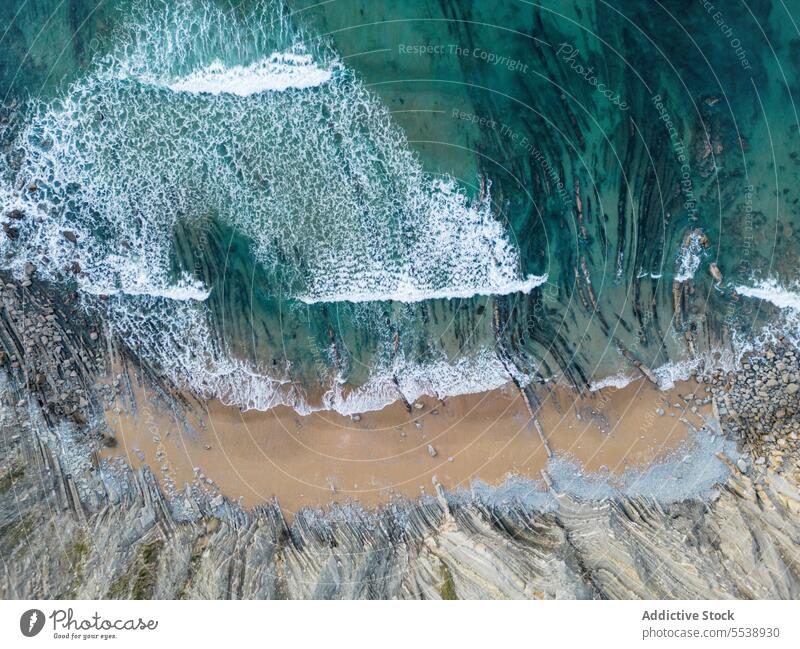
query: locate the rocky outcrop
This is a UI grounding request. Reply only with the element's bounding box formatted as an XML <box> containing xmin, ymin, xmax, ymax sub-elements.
<box><xmin>1</xmin><ymin>273</ymin><xmax>799</xmax><ymax>599</ymax></box>
<box><xmin>2</xmin><ymin>395</ymin><xmax>799</xmax><ymax>600</ymax></box>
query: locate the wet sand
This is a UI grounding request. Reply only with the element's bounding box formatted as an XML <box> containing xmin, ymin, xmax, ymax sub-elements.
<box><xmin>100</xmin><ymin>374</ymin><xmax>711</xmax><ymax>516</ymax></box>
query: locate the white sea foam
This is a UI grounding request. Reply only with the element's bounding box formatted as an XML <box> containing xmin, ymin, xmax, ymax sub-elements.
<box><xmin>674</xmin><ymin>232</ymin><xmax>705</xmax><ymax>282</ymax></box>
<box><xmin>320</xmin><ymin>349</ymin><xmax>528</xmax><ymax>415</ymax></box>
<box><xmin>5</xmin><ymin>0</ymin><xmax>537</xmax><ymax>308</ymax></box>
<box><xmin>101</xmin><ymin>290</ymin><xmax>523</xmax><ymax>416</ymax></box>
<box><xmin>588</xmin><ymin>370</ymin><xmax>636</xmax><ymax>391</ymax></box>
<box><xmin>101</xmin><ymin>294</ymin><xmax>308</xmax><ymax>413</ymax></box>
<box><xmin>139</xmin><ymin>49</ymin><xmax>335</xmax><ymax>95</ymax></box>
<box><xmin>588</xmin><ymin>346</ymin><xmax>739</xmax><ymax>393</ymax></box>
<box><xmin>0</xmin><ymin>0</ymin><xmax>543</xmax><ymax>415</ymax></box>
<box><xmin>587</xmin><ymin>359</ymin><xmax>694</xmax><ymax>392</ymax></box>
<box><xmin>728</xmin><ymin>278</ymin><xmax>800</xmax><ymax>364</ymax></box>
<box><xmin>297</xmin><ymin>273</ymin><xmax>548</xmax><ymax>304</ymax></box>
<box><xmin>587</xmin><ymin>277</ymin><xmax>800</xmax><ymax>394</ymax></box>
<box><xmin>735</xmin><ymin>278</ymin><xmax>800</xmax><ymax>311</ymax></box>
<box><xmin>84</xmin><ymin>269</ymin><xmax>211</xmax><ymax>301</ymax></box>
<box><xmin>737</xmin><ymin>309</ymin><xmax>800</xmax><ymax>357</ymax></box>
<box><xmin>652</xmin><ymin>356</ymin><xmax>703</xmax><ymax>390</ymax></box>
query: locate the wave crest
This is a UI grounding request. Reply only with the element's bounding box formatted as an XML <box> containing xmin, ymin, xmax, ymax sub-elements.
<box><xmin>0</xmin><ymin>0</ymin><xmax>544</xmax><ymax>414</ymax></box>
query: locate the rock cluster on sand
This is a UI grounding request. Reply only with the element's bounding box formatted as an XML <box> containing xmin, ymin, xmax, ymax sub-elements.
<box><xmin>702</xmin><ymin>340</ymin><xmax>800</xmax><ymax>479</ymax></box>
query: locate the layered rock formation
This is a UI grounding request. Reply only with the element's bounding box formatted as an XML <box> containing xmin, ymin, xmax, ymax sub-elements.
<box><xmin>1</xmin><ymin>273</ymin><xmax>799</xmax><ymax>599</ymax></box>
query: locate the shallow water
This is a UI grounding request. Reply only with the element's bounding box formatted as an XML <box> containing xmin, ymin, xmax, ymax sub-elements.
<box><xmin>1</xmin><ymin>0</ymin><xmax>799</xmax><ymax>414</ymax></box>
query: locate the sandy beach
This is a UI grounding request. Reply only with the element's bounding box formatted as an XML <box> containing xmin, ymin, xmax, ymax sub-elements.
<box><xmin>101</xmin><ymin>374</ymin><xmax>711</xmax><ymax>515</ymax></box>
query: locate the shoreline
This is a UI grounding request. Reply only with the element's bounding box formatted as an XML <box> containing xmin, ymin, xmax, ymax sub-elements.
<box><xmin>100</xmin><ymin>371</ymin><xmax>712</xmax><ymax>516</ymax></box>
<box><xmin>1</xmin><ymin>272</ymin><xmax>798</xmax><ymax>599</ymax></box>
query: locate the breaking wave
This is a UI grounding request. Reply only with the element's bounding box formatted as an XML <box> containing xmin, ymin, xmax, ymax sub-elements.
<box><xmin>153</xmin><ymin>49</ymin><xmax>335</xmax><ymax>95</ymax></box>
<box><xmin>735</xmin><ymin>278</ymin><xmax>800</xmax><ymax>311</ymax></box>
<box><xmin>731</xmin><ymin>276</ymin><xmax>800</xmax><ymax>361</ymax></box>
<box><xmin>0</xmin><ymin>0</ymin><xmax>544</xmax><ymax>413</ymax></box>
<box><xmin>104</xmin><ymin>289</ymin><xmax>528</xmax><ymax>415</ymax></box>
<box><xmin>3</xmin><ymin>0</ymin><xmax>539</xmax><ymax>305</ymax></box>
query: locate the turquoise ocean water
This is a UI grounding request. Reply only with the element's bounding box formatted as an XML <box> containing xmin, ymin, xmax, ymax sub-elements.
<box><xmin>1</xmin><ymin>0</ymin><xmax>799</xmax><ymax>414</ymax></box>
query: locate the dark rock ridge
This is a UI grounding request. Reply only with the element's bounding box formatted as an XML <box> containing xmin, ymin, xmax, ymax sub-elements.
<box><xmin>0</xmin><ymin>273</ymin><xmax>799</xmax><ymax>599</ymax></box>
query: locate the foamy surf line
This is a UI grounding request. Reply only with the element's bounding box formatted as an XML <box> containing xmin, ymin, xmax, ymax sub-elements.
<box><xmin>736</xmin><ymin>279</ymin><xmax>800</xmax><ymax>311</ymax></box>
<box><xmin>588</xmin><ymin>348</ymin><xmax>739</xmax><ymax>393</ymax></box>
<box><xmin>0</xmin><ymin>0</ymin><xmax>551</xmax><ymax>422</ymax></box>
<box><xmin>194</xmin><ymin>347</ymin><xmax>531</xmax><ymax>417</ymax></box>
<box><xmin>296</xmin><ymin>274</ymin><xmax>549</xmax><ymax>304</ymax></box>
<box><xmin>138</xmin><ymin>51</ymin><xmax>337</xmax><ymax>96</ymax></box>
<box><xmin>84</xmin><ymin>282</ymin><xmax>211</xmax><ymax>302</ymax></box>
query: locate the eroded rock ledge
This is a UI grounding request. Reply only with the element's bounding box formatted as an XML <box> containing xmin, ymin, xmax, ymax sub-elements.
<box><xmin>0</xmin><ymin>274</ymin><xmax>798</xmax><ymax>599</ymax></box>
